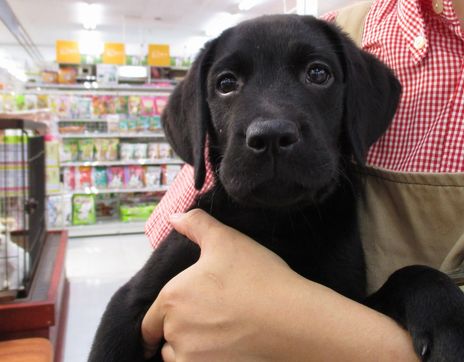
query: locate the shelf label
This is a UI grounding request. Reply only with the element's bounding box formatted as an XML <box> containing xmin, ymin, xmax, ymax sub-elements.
<box><xmin>148</xmin><ymin>44</ymin><xmax>170</xmax><ymax>67</ymax></box>
<box><xmin>103</xmin><ymin>43</ymin><xmax>126</xmax><ymax>65</ymax></box>
<box><xmin>56</xmin><ymin>40</ymin><xmax>80</xmax><ymax>64</ymax></box>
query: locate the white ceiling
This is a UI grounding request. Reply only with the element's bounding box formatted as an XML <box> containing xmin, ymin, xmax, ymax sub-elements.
<box><xmin>0</xmin><ymin>0</ymin><xmax>358</xmax><ymax>72</ymax></box>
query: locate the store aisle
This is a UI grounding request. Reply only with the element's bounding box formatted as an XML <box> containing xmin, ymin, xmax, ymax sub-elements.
<box><xmin>64</xmin><ymin>233</ymin><xmax>152</xmax><ymax>362</ymax></box>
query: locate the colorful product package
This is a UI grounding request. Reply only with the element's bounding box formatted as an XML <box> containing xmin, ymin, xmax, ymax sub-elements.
<box><xmin>76</xmin><ymin>96</ymin><xmax>93</xmax><ymax>119</ymax></box>
<box><xmin>78</xmin><ymin>139</ymin><xmax>95</xmax><ymax>161</ymax></box>
<box><xmin>63</xmin><ymin>166</ymin><xmax>75</xmax><ymax>191</ymax></box>
<box><xmin>154</xmin><ymin>96</ymin><xmax>168</xmax><ymax>115</ymax></box>
<box><xmin>72</xmin><ymin>194</ymin><xmax>96</xmax><ymax>225</ymax></box>
<box><xmin>120</xmin><ymin>143</ymin><xmax>134</xmax><ymax>160</ymax></box>
<box><xmin>94</xmin><ymin>139</ymin><xmax>109</xmax><ymax>161</ymax></box>
<box><xmin>161</xmin><ymin>164</ymin><xmax>182</xmax><ymax>186</ymax></box>
<box><xmin>144</xmin><ymin>166</ymin><xmax>161</xmax><ymax>188</ymax></box>
<box><xmin>119</xmin><ymin>203</ymin><xmax>156</xmax><ymax>222</ymax></box>
<box><xmin>137</xmin><ymin>117</ymin><xmax>150</xmax><ymax>132</ymax></box>
<box><xmin>148</xmin><ymin>143</ymin><xmax>159</xmax><ymax>160</ymax></box>
<box><xmin>141</xmin><ymin>96</ymin><xmax>156</xmax><ymax>116</ymax></box>
<box><xmin>37</xmin><ymin>95</ymin><xmax>49</xmax><ymax>109</ymax></box>
<box><xmin>25</xmin><ymin>94</ymin><xmax>37</xmax><ymax>110</ymax></box>
<box><xmin>128</xmin><ymin>96</ymin><xmax>141</xmax><ymax>116</ymax></box>
<box><xmin>95</xmin><ymin>194</ymin><xmax>119</xmax><ymax>220</ymax></box>
<box><xmin>62</xmin><ymin>140</ymin><xmax>78</xmax><ymax>162</ymax></box>
<box><xmin>106</xmin><ymin>139</ymin><xmax>119</xmax><ymax>161</ymax></box>
<box><xmin>92</xmin><ymin>96</ymin><xmax>108</xmax><ymax>117</ymax></box>
<box><xmin>115</xmin><ymin>96</ymin><xmax>128</xmax><ymax>114</ymax></box>
<box><xmin>119</xmin><ymin>119</ymin><xmax>129</xmax><ymax>133</ymax></box>
<box><xmin>76</xmin><ymin>166</ymin><xmax>92</xmax><ymax>189</ymax></box>
<box><xmin>107</xmin><ymin>167</ymin><xmax>125</xmax><ymax>189</ymax></box>
<box><xmin>149</xmin><ymin>116</ymin><xmax>162</xmax><ymax>131</ymax></box>
<box><xmin>125</xmin><ymin>165</ymin><xmax>145</xmax><ymax>189</ymax></box>
<box><xmin>127</xmin><ymin>119</ymin><xmax>138</xmax><ymax>133</ymax></box>
<box><xmin>133</xmin><ymin>143</ymin><xmax>148</xmax><ymax>159</ymax></box>
<box><xmin>93</xmin><ymin>166</ymin><xmax>108</xmax><ymax>189</ymax></box>
<box><xmin>158</xmin><ymin>143</ymin><xmax>172</xmax><ymax>158</ymax></box>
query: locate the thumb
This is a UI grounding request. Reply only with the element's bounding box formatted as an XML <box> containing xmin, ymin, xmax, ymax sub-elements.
<box><xmin>140</xmin><ymin>296</ymin><xmax>165</xmax><ymax>359</ymax></box>
<box><xmin>169</xmin><ymin>209</ymin><xmax>246</xmax><ymax>251</ymax></box>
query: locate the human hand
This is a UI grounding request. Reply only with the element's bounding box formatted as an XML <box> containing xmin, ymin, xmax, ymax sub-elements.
<box><xmin>141</xmin><ymin>209</ymin><xmax>417</xmax><ymax>362</ymax></box>
<box><xmin>141</xmin><ymin>209</ymin><xmax>299</xmax><ymax>361</ymax></box>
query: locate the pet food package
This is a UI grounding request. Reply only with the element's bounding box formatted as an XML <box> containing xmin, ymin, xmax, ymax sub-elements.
<box><xmin>125</xmin><ymin>166</ymin><xmax>145</xmax><ymax>189</ymax></box>
<box><xmin>106</xmin><ymin>138</ymin><xmax>119</xmax><ymax>161</ymax></box>
<box><xmin>62</xmin><ymin>140</ymin><xmax>78</xmax><ymax>162</ymax></box>
<box><xmin>119</xmin><ymin>203</ymin><xmax>156</xmax><ymax>222</ymax></box>
<box><xmin>93</xmin><ymin>167</ymin><xmax>107</xmax><ymax>189</ymax></box>
<box><xmin>47</xmin><ymin>195</ymin><xmax>64</xmax><ymax>228</ymax></box>
<box><xmin>161</xmin><ymin>164</ymin><xmax>182</xmax><ymax>186</ymax></box>
<box><xmin>76</xmin><ymin>166</ymin><xmax>92</xmax><ymax>189</ymax></box>
<box><xmin>137</xmin><ymin>117</ymin><xmax>150</xmax><ymax>132</ymax></box>
<box><xmin>114</xmin><ymin>96</ymin><xmax>128</xmax><ymax>115</ymax></box>
<box><xmin>144</xmin><ymin>166</ymin><xmax>161</xmax><ymax>188</ymax></box>
<box><xmin>63</xmin><ymin>166</ymin><xmax>75</xmax><ymax>191</ymax></box>
<box><xmin>149</xmin><ymin>116</ymin><xmax>162</xmax><ymax>131</ymax></box>
<box><xmin>107</xmin><ymin>167</ymin><xmax>125</xmax><ymax>189</ymax></box>
<box><xmin>154</xmin><ymin>96</ymin><xmax>168</xmax><ymax>115</ymax></box>
<box><xmin>141</xmin><ymin>97</ymin><xmax>156</xmax><ymax>116</ymax></box>
<box><xmin>75</xmin><ymin>96</ymin><xmax>93</xmax><ymax>119</ymax></box>
<box><xmin>96</xmin><ymin>64</ymin><xmax>118</xmax><ymax>85</ymax></box>
<box><xmin>158</xmin><ymin>143</ymin><xmax>172</xmax><ymax>159</ymax></box>
<box><xmin>128</xmin><ymin>96</ymin><xmax>141</xmax><ymax>116</ymax></box>
<box><xmin>120</xmin><ymin>143</ymin><xmax>134</xmax><ymax>160</ymax></box>
<box><xmin>94</xmin><ymin>139</ymin><xmax>109</xmax><ymax>161</ymax></box>
<box><xmin>78</xmin><ymin>139</ymin><xmax>95</xmax><ymax>161</ymax></box>
<box><xmin>148</xmin><ymin>143</ymin><xmax>159</xmax><ymax>160</ymax></box>
<box><xmin>95</xmin><ymin>194</ymin><xmax>119</xmax><ymax>220</ymax></box>
<box><xmin>72</xmin><ymin>194</ymin><xmax>96</xmax><ymax>225</ymax></box>
<box><xmin>133</xmin><ymin>143</ymin><xmax>148</xmax><ymax>159</ymax></box>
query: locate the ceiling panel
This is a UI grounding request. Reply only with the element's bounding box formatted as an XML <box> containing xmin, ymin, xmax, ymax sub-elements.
<box><xmin>1</xmin><ymin>0</ymin><xmax>359</xmax><ymax>67</ymax></box>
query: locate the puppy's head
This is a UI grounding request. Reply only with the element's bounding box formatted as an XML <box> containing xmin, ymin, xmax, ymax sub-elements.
<box><xmin>162</xmin><ymin>15</ymin><xmax>401</xmax><ymax>208</ymax></box>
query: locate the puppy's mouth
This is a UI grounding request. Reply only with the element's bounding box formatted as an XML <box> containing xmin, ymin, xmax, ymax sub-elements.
<box><xmin>221</xmin><ymin>176</ymin><xmax>338</xmax><ymax>209</ymax></box>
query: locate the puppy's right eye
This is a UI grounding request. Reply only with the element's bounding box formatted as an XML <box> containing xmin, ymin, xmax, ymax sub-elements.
<box><xmin>217</xmin><ymin>73</ymin><xmax>239</xmax><ymax>94</ymax></box>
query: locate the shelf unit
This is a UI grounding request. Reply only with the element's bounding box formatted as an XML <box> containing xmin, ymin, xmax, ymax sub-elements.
<box><xmin>35</xmin><ymin>83</ymin><xmax>183</xmax><ymax>236</ymax></box>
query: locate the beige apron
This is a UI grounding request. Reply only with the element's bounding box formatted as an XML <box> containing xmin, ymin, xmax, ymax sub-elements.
<box><xmin>358</xmin><ymin>166</ymin><xmax>464</xmax><ymax>294</ymax></box>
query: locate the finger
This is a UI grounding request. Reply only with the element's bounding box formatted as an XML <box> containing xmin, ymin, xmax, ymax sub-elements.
<box><xmin>161</xmin><ymin>343</ymin><xmax>176</xmax><ymax>362</ymax></box>
<box><xmin>141</xmin><ymin>297</ymin><xmax>165</xmax><ymax>359</ymax></box>
<box><xmin>169</xmin><ymin>209</ymin><xmax>247</xmax><ymax>249</ymax></box>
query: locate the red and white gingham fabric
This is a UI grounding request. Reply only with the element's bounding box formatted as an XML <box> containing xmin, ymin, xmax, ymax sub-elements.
<box><xmin>146</xmin><ymin>0</ymin><xmax>464</xmax><ymax>248</ymax></box>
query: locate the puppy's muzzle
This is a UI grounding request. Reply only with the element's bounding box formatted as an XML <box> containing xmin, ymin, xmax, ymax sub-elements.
<box><xmin>245</xmin><ymin>119</ymin><xmax>300</xmax><ymax>154</ymax></box>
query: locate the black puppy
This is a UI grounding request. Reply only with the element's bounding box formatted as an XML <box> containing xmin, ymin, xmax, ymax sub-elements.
<box><xmin>89</xmin><ymin>15</ymin><xmax>464</xmax><ymax>361</ymax></box>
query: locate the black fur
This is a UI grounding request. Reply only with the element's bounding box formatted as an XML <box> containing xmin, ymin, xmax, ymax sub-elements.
<box><xmin>89</xmin><ymin>15</ymin><xmax>464</xmax><ymax>361</ymax></box>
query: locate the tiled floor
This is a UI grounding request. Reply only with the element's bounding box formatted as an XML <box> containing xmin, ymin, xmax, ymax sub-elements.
<box><xmin>64</xmin><ymin>233</ymin><xmax>152</xmax><ymax>362</ymax></box>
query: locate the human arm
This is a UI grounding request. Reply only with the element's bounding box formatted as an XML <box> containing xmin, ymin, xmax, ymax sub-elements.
<box><xmin>141</xmin><ymin>209</ymin><xmax>418</xmax><ymax>362</ymax></box>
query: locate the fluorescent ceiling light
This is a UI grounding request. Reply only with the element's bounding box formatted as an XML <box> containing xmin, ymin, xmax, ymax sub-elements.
<box><xmin>204</xmin><ymin>12</ymin><xmax>242</xmax><ymax>38</ymax></box>
<box><xmin>79</xmin><ymin>30</ymin><xmax>103</xmax><ymax>56</ymax></box>
<box><xmin>77</xmin><ymin>2</ymin><xmax>102</xmax><ymax>30</ymax></box>
<box><xmin>238</xmin><ymin>0</ymin><xmax>264</xmax><ymax>11</ymax></box>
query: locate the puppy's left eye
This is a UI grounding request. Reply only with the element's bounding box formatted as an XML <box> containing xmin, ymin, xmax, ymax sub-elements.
<box><xmin>217</xmin><ymin>73</ymin><xmax>239</xmax><ymax>94</ymax></box>
<box><xmin>306</xmin><ymin>63</ymin><xmax>331</xmax><ymax>85</ymax></box>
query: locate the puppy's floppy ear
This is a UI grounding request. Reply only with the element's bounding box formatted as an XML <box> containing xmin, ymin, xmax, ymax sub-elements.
<box><xmin>336</xmin><ymin>27</ymin><xmax>402</xmax><ymax>164</ymax></box>
<box><xmin>162</xmin><ymin>40</ymin><xmax>216</xmax><ymax>189</ymax></box>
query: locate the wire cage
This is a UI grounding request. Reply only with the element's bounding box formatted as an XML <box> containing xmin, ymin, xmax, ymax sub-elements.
<box><xmin>0</xmin><ymin>118</ymin><xmax>47</xmax><ymax>301</ymax></box>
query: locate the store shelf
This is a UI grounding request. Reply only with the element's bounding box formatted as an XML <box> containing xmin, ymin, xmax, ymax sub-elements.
<box><xmin>25</xmin><ymin>82</ymin><xmax>175</xmax><ymax>94</ymax></box>
<box><xmin>61</xmin><ymin>158</ymin><xmax>183</xmax><ymax>167</ymax></box>
<box><xmin>67</xmin><ymin>186</ymin><xmax>169</xmax><ymax>194</ymax></box>
<box><xmin>59</xmin><ymin>132</ymin><xmax>165</xmax><ymax>139</ymax></box>
<box><xmin>52</xmin><ymin>220</ymin><xmax>147</xmax><ymax>238</ymax></box>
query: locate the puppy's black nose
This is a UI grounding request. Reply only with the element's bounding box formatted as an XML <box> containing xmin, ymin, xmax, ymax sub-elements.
<box><xmin>246</xmin><ymin>119</ymin><xmax>299</xmax><ymax>153</ymax></box>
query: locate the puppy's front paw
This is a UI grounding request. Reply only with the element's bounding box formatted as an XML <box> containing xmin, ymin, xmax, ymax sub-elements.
<box><xmin>409</xmin><ymin>320</ymin><xmax>464</xmax><ymax>361</ymax></box>
<box><xmin>365</xmin><ymin>265</ymin><xmax>464</xmax><ymax>361</ymax></box>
